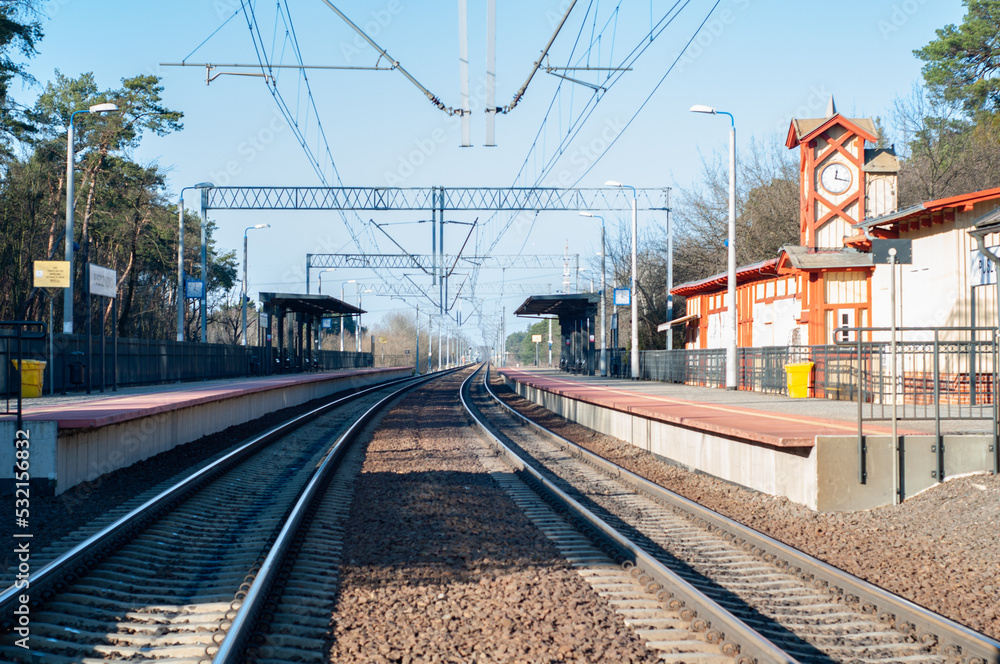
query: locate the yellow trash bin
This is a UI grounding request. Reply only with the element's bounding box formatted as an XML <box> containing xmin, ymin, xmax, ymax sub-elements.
<box><xmin>11</xmin><ymin>359</ymin><xmax>46</xmax><ymax>398</ymax></box>
<box><xmin>784</xmin><ymin>361</ymin><xmax>814</xmax><ymax>399</ymax></box>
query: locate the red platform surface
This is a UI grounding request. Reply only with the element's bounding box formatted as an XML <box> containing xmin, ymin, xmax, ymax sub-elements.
<box><xmin>1</xmin><ymin>368</ymin><xmax>406</xmax><ymax>430</ymax></box>
<box><xmin>498</xmin><ymin>368</ymin><xmax>918</xmax><ymax>448</ymax></box>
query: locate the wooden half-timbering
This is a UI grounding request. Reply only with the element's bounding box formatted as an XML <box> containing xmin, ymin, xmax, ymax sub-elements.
<box><xmin>864</xmin><ymin>148</ymin><xmax>900</xmax><ymax>219</ymax></box>
<box><xmin>786</xmin><ymin>113</ymin><xmax>878</xmax><ymax>248</ymax></box>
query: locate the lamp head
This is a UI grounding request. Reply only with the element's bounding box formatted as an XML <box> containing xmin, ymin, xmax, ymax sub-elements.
<box><xmin>88</xmin><ymin>102</ymin><xmax>118</xmax><ymax>113</ymax></box>
<box><xmin>689</xmin><ymin>104</ymin><xmax>717</xmax><ymax>114</ymax></box>
<box><xmin>604</xmin><ymin>180</ymin><xmax>623</xmax><ymax>187</ymax></box>
<box><xmin>194</xmin><ymin>182</ymin><xmax>214</xmax><ymax>189</ymax></box>
<box><xmin>253</xmin><ymin>223</ymin><xmax>270</xmax><ymax>229</ymax></box>
<box><xmin>579</xmin><ymin>212</ymin><xmax>594</xmax><ymax>217</ymax></box>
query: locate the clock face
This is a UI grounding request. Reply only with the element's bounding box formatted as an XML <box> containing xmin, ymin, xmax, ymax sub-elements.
<box><xmin>820</xmin><ymin>162</ymin><xmax>852</xmax><ymax>194</ymax></box>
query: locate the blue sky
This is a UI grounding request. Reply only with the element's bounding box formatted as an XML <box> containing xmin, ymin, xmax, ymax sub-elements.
<box><xmin>16</xmin><ymin>0</ymin><xmax>965</xmax><ymax>344</ymax></box>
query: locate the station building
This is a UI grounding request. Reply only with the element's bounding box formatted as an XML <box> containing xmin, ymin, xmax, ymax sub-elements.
<box><xmin>672</xmin><ymin>98</ymin><xmax>1000</xmax><ymax>350</ymax></box>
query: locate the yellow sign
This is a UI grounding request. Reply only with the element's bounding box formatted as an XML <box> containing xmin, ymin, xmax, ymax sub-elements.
<box><xmin>378</xmin><ymin>336</ymin><xmax>387</xmax><ymax>343</ymax></box>
<box><xmin>33</xmin><ymin>261</ymin><xmax>70</xmax><ymax>288</ymax></box>
<box><xmin>531</xmin><ymin>334</ymin><xmax>543</xmax><ymax>342</ymax></box>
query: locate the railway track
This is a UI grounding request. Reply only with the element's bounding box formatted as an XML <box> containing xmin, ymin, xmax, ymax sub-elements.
<box><xmin>462</xmin><ymin>364</ymin><xmax>1000</xmax><ymax>664</ymax></box>
<box><xmin>0</xmin><ymin>369</ymin><xmax>455</xmax><ymax>663</ymax></box>
<box><xmin>5</xmin><ymin>362</ymin><xmax>997</xmax><ymax>663</ymax></box>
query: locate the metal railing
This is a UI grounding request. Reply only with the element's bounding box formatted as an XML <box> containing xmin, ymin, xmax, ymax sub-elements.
<box><xmin>614</xmin><ymin>333</ymin><xmax>1000</xmax><ymax>423</ymax></box>
<box><xmin>1</xmin><ymin>321</ymin><xmax>46</xmax><ymax>428</ymax></box>
<box><xmin>0</xmin><ymin>329</ymin><xmax>373</xmax><ymax>396</ymax></box>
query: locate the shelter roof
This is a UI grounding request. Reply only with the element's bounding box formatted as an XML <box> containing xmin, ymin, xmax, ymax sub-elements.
<box><xmin>514</xmin><ymin>293</ymin><xmax>599</xmax><ymax>318</ymax></box>
<box><xmin>260</xmin><ymin>292</ymin><xmax>364</xmax><ymax>317</ymax></box>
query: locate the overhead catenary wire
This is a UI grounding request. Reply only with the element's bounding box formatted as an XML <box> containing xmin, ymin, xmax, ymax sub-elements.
<box><xmin>237</xmin><ymin>0</ymin><xmax>414</xmax><ymax>295</ymax></box>
<box><xmin>318</xmin><ymin>0</ymin><xmax>463</xmax><ymax>116</ymax></box>
<box><xmin>502</xmin><ymin>0</ymin><xmax>579</xmax><ymax>114</ymax></box>
<box><xmin>471</xmin><ymin>0</ymin><xmax>717</xmax><ymax>334</ymax></box>
<box><xmin>569</xmin><ymin>0</ymin><xmax>722</xmax><ymax>188</ymax></box>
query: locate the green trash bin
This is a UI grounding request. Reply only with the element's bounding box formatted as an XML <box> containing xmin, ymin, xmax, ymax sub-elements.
<box><xmin>11</xmin><ymin>359</ymin><xmax>46</xmax><ymax>398</ymax></box>
<box><xmin>784</xmin><ymin>361</ymin><xmax>813</xmax><ymax>399</ymax></box>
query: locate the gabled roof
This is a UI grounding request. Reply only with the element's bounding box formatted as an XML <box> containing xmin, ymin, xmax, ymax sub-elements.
<box><xmin>777</xmin><ymin>245</ymin><xmax>873</xmax><ymax>271</ymax></box>
<box><xmin>863</xmin><ymin>147</ymin><xmax>899</xmax><ymax>173</ymax></box>
<box><xmin>671</xmin><ymin>259</ymin><xmax>779</xmax><ymax>297</ymax></box>
<box><xmin>785</xmin><ymin>114</ymin><xmax>877</xmax><ymax>149</ymax></box>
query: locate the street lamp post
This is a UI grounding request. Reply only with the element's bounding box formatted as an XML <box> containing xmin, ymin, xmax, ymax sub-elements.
<box><xmin>691</xmin><ymin>104</ymin><xmax>737</xmax><ymax>390</ymax></box>
<box><xmin>317</xmin><ymin>268</ymin><xmax>335</xmax><ymax>294</ymax></box>
<box><xmin>64</xmin><ymin>102</ymin><xmax>119</xmax><ymax>335</ymax></box>
<box><xmin>242</xmin><ymin>223</ymin><xmax>270</xmax><ymax>346</ymax></box>
<box><xmin>579</xmin><ymin>212</ymin><xmax>607</xmax><ymax>377</ymax></box>
<box><xmin>198</xmin><ymin>186</ymin><xmax>215</xmax><ymax>343</ymax></box>
<box><xmin>340</xmin><ymin>280</ymin><xmax>356</xmax><ymax>352</ymax></box>
<box><xmin>357</xmin><ymin>289</ymin><xmax>370</xmax><ymax>353</ymax></box>
<box><xmin>177</xmin><ymin>182</ymin><xmax>214</xmax><ymax>341</ymax></box>
<box><xmin>606</xmin><ymin>181</ymin><xmax>639</xmax><ymax>380</ymax></box>
<box><xmin>316</xmin><ymin>269</ymin><xmax>335</xmax><ymax>351</ymax></box>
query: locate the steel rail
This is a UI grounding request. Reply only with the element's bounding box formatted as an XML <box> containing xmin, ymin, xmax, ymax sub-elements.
<box><xmin>460</xmin><ymin>365</ymin><xmax>798</xmax><ymax>664</ymax></box>
<box><xmin>214</xmin><ymin>365</ymin><xmax>468</xmax><ymax>662</ymax></box>
<box><xmin>0</xmin><ymin>370</ymin><xmax>429</xmax><ymax>619</ymax></box>
<box><xmin>481</xmin><ymin>366</ymin><xmax>1000</xmax><ymax>664</ymax></box>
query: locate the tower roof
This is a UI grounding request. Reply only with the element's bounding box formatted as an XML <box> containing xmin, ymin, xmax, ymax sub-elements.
<box><xmin>785</xmin><ymin>113</ymin><xmax>877</xmax><ymax>149</ymax></box>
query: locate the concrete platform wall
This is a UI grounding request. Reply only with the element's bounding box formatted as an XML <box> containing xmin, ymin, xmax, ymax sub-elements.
<box><xmin>508</xmin><ymin>377</ymin><xmax>821</xmax><ymax>510</ymax></box>
<box><xmin>2</xmin><ymin>369</ymin><xmax>410</xmax><ymax>495</ymax></box>
<box><xmin>507</xmin><ymin>376</ymin><xmax>997</xmax><ymax>511</ymax></box>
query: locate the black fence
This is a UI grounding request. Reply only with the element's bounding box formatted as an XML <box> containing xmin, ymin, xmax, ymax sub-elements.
<box><xmin>0</xmin><ymin>329</ymin><xmax>373</xmax><ymax>396</ymax></box>
<box><xmin>618</xmin><ymin>335</ymin><xmax>998</xmax><ymax>422</ymax></box>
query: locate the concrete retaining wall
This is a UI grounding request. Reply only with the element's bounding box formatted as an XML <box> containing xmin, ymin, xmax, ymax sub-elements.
<box><xmin>505</xmin><ymin>376</ymin><xmax>996</xmax><ymax>511</ymax></box>
<box><xmin>508</xmin><ymin>377</ymin><xmax>821</xmax><ymax>510</ymax></box>
<box><xmin>2</xmin><ymin>368</ymin><xmax>411</xmax><ymax>495</ymax></box>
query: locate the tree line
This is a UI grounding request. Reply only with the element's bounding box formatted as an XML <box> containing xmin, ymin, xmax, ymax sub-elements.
<box><xmin>515</xmin><ymin>0</ymin><xmax>1000</xmax><ymax>356</ymax></box>
<box><xmin>0</xmin><ymin>2</ymin><xmax>236</xmax><ymax>340</ymax></box>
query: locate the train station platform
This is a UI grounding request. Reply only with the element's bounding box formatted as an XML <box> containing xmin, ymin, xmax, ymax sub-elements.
<box><xmin>497</xmin><ymin>367</ymin><xmax>996</xmax><ymax>512</ymax></box>
<box><xmin>2</xmin><ymin>367</ymin><xmax>413</xmax><ymax>495</ymax></box>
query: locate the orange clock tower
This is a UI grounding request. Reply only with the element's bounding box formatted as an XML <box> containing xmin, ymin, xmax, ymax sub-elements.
<box><xmin>785</xmin><ymin>98</ymin><xmax>878</xmax><ymax>248</ymax></box>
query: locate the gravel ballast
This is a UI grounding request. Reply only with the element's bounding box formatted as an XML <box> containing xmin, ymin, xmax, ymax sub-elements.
<box><xmin>489</xmin><ymin>373</ymin><xmax>1000</xmax><ymax>641</ymax></box>
<box><xmin>326</xmin><ymin>372</ymin><xmax>660</xmax><ymax>663</ymax></box>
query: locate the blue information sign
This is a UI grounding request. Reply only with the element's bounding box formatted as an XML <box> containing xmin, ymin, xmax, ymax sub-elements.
<box><xmin>184</xmin><ymin>279</ymin><xmax>204</xmax><ymax>299</ymax></box>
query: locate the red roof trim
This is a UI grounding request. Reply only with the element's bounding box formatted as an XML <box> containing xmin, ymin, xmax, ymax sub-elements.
<box><xmin>923</xmin><ymin>186</ymin><xmax>1000</xmax><ymax>213</ymax></box>
<box><xmin>868</xmin><ymin>186</ymin><xmax>1000</xmax><ymax>231</ymax></box>
<box><xmin>671</xmin><ymin>259</ymin><xmax>779</xmax><ymax>297</ymax></box>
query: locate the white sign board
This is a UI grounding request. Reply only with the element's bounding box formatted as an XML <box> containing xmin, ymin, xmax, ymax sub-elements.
<box><xmin>970</xmin><ymin>246</ymin><xmax>1000</xmax><ymax>287</ymax></box>
<box><xmin>613</xmin><ymin>288</ymin><xmax>631</xmax><ymax>306</ymax></box>
<box><xmin>88</xmin><ymin>264</ymin><xmax>117</xmax><ymax>298</ymax></box>
<box><xmin>531</xmin><ymin>334</ymin><xmax>542</xmax><ymax>343</ymax></box>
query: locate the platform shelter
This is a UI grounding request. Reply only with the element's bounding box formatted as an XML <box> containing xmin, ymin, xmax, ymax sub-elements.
<box><xmin>259</xmin><ymin>292</ymin><xmax>364</xmax><ymax>373</ymax></box>
<box><xmin>514</xmin><ymin>293</ymin><xmax>599</xmax><ymax>375</ymax></box>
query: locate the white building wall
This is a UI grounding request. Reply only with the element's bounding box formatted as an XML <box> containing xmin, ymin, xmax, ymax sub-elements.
<box><xmin>752</xmin><ymin>297</ymin><xmax>802</xmax><ymax>347</ymax></box>
<box><xmin>870</xmin><ymin>200</ymin><xmax>1000</xmax><ymax>338</ymax></box>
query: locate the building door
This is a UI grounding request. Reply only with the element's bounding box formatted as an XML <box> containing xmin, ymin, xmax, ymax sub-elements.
<box><xmin>829</xmin><ymin>308</ymin><xmax>855</xmax><ymax>344</ymax></box>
